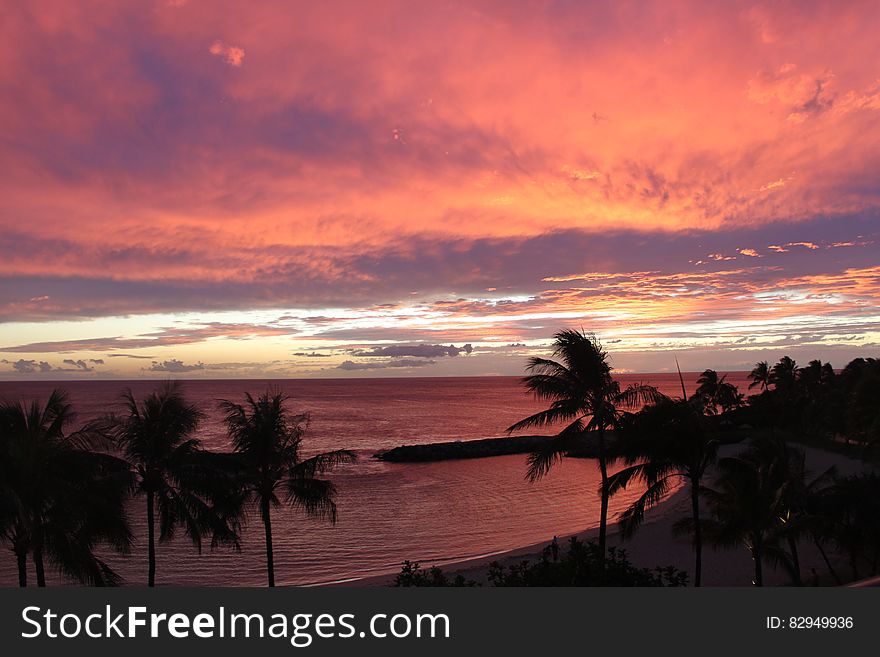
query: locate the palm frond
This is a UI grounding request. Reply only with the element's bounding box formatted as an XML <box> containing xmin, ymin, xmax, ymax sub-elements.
<box><xmin>617</xmin><ymin>475</ymin><xmax>672</xmax><ymax>537</ymax></box>
<box><xmin>285</xmin><ymin>477</ymin><xmax>338</xmax><ymax>522</ymax></box>
<box><xmin>524</xmin><ymin>420</ymin><xmax>585</xmax><ymax>482</ymax></box>
<box><xmin>292</xmin><ymin>450</ymin><xmax>356</xmax><ymax>478</ymax></box>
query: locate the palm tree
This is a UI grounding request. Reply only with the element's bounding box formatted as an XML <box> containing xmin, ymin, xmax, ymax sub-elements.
<box><xmin>220</xmin><ymin>390</ymin><xmax>355</xmax><ymax>587</ymax></box>
<box><xmin>694</xmin><ymin>369</ymin><xmax>724</xmax><ymax>412</ymax></box>
<box><xmin>748</xmin><ymin>361</ymin><xmax>771</xmax><ymax>391</ymax></box>
<box><xmin>608</xmin><ymin>395</ymin><xmax>718</xmax><ymax>586</ymax></box>
<box><xmin>843</xmin><ymin>358</ymin><xmax>880</xmax><ymax>453</ymax></box>
<box><xmin>0</xmin><ymin>390</ymin><xmax>133</xmax><ymax>586</ymax></box>
<box><xmin>506</xmin><ymin>330</ymin><xmax>660</xmax><ymax>560</ymax></box>
<box><xmin>693</xmin><ymin>369</ymin><xmax>742</xmax><ymax>415</ymax></box>
<box><xmin>819</xmin><ymin>473</ymin><xmax>880</xmax><ymax>580</ymax></box>
<box><xmin>770</xmin><ymin>356</ymin><xmax>797</xmax><ymax>391</ymax></box>
<box><xmin>700</xmin><ymin>451</ymin><xmax>783</xmax><ymax>586</ymax></box>
<box><xmin>105</xmin><ymin>382</ymin><xmax>239</xmax><ymax>587</ymax></box>
<box><xmin>745</xmin><ymin>436</ymin><xmax>835</xmax><ymax>585</ymax></box>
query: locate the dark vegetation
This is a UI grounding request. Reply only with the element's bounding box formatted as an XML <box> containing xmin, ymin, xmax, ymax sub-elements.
<box><xmin>394</xmin><ymin>537</ymin><xmax>686</xmax><ymax>587</ymax></box>
<box><xmin>0</xmin><ymin>383</ymin><xmax>351</xmax><ymax>587</ymax></box>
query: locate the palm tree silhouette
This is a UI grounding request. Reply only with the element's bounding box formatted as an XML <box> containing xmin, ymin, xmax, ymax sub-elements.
<box><xmin>220</xmin><ymin>390</ymin><xmax>355</xmax><ymax>587</ymax></box>
<box><xmin>841</xmin><ymin>358</ymin><xmax>880</xmax><ymax>454</ymax></box>
<box><xmin>0</xmin><ymin>390</ymin><xmax>132</xmax><ymax>586</ymax></box>
<box><xmin>748</xmin><ymin>361</ymin><xmax>771</xmax><ymax>391</ymax></box>
<box><xmin>700</xmin><ymin>450</ymin><xmax>784</xmax><ymax>586</ymax></box>
<box><xmin>819</xmin><ymin>473</ymin><xmax>880</xmax><ymax>580</ymax></box>
<box><xmin>745</xmin><ymin>436</ymin><xmax>835</xmax><ymax>586</ymax></box>
<box><xmin>770</xmin><ymin>356</ymin><xmax>797</xmax><ymax>390</ymax></box>
<box><xmin>105</xmin><ymin>382</ymin><xmax>239</xmax><ymax>587</ymax></box>
<box><xmin>609</xmin><ymin>395</ymin><xmax>718</xmax><ymax>586</ymax></box>
<box><xmin>506</xmin><ymin>330</ymin><xmax>659</xmax><ymax>560</ymax></box>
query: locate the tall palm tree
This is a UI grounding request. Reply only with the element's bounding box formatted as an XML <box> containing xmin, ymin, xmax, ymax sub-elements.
<box><xmin>0</xmin><ymin>390</ymin><xmax>133</xmax><ymax>586</ymax></box>
<box><xmin>748</xmin><ymin>361</ymin><xmax>771</xmax><ymax>391</ymax></box>
<box><xmin>105</xmin><ymin>382</ymin><xmax>239</xmax><ymax>587</ymax></box>
<box><xmin>220</xmin><ymin>390</ymin><xmax>355</xmax><ymax>587</ymax></box>
<box><xmin>819</xmin><ymin>473</ymin><xmax>880</xmax><ymax>580</ymax></box>
<box><xmin>608</xmin><ymin>395</ymin><xmax>718</xmax><ymax>586</ymax></box>
<box><xmin>843</xmin><ymin>358</ymin><xmax>880</xmax><ymax>453</ymax></box>
<box><xmin>745</xmin><ymin>436</ymin><xmax>836</xmax><ymax>585</ymax></box>
<box><xmin>506</xmin><ymin>330</ymin><xmax>660</xmax><ymax>560</ymax></box>
<box><xmin>700</xmin><ymin>451</ymin><xmax>783</xmax><ymax>586</ymax></box>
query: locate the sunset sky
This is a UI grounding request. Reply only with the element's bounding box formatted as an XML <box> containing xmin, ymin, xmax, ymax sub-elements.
<box><xmin>1</xmin><ymin>0</ymin><xmax>878</xmax><ymax>379</ymax></box>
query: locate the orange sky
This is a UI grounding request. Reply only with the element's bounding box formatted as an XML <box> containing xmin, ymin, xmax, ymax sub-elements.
<box><xmin>0</xmin><ymin>0</ymin><xmax>878</xmax><ymax>378</ymax></box>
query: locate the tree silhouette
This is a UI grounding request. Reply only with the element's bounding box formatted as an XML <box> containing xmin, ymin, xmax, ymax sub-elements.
<box><xmin>748</xmin><ymin>361</ymin><xmax>771</xmax><ymax>391</ymax></box>
<box><xmin>220</xmin><ymin>390</ymin><xmax>355</xmax><ymax>587</ymax></box>
<box><xmin>0</xmin><ymin>390</ymin><xmax>132</xmax><ymax>586</ymax></box>
<box><xmin>700</xmin><ymin>450</ymin><xmax>784</xmax><ymax>586</ymax></box>
<box><xmin>609</xmin><ymin>395</ymin><xmax>717</xmax><ymax>586</ymax></box>
<box><xmin>507</xmin><ymin>330</ymin><xmax>659</xmax><ymax>561</ymax></box>
<box><xmin>104</xmin><ymin>382</ymin><xmax>240</xmax><ymax>586</ymax></box>
<box><xmin>693</xmin><ymin>369</ymin><xmax>743</xmax><ymax>415</ymax></box>
<box><xmin>770</xmin><ymin>356</ymin><xmax>797</xmax><ymax>391</ymax></box>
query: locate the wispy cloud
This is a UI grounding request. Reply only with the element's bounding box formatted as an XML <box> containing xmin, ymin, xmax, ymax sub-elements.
<box><xmin>148</xmin><ymin>359</ymin><xmax>205</xmax><ymax>373</ymax></box>
<box><xmin>336</xmin><ymin>359</ymin><xmax>436</xmax><ymax>371</ymax></box>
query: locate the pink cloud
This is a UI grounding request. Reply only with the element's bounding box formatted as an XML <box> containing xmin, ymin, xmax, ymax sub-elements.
<box><xmin>209</xmin><ymin>39</ymin><xmax>245</xmax><ymax>66</ymax></box>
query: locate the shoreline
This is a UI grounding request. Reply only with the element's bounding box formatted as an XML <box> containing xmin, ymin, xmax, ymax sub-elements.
<box><xmin>329</xmin><ymin>443</ymin><xmax>870</xmax><ymax>587</ymax></box>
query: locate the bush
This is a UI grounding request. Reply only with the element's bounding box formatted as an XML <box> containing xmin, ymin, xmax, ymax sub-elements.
<box><xmin>487</xmin><ymin>538</ymin><xmax>687</xmax><ymax>586</ymax></box>
<box><xmin>393</xmin><ymin>560</ymin><xmax>478</xmax><ymax>587</ymax></box>
<box><xmin>393</xmin><ymin>538</ymin><xmax>688</xmax><ymax>587</ymax></box>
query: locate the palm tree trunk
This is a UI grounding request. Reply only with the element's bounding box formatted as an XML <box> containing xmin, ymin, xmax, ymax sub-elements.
<box><xmin>787</xmin><ymin>535</ymin><xmax>802</xmax><ymax>586</ymax></box>
<box><xmin>753</xmin><ymin>536</ymin><xmax>763</xmax><ymax>587</ymax></box>
<box><xmin>30</xmin><ymin>524</ymin><xmax>46</xmax><ymax>587</ymax></box>
<box><xmin>261</xmin><ymin>496</ymin><xmax>275</xmax><ymax>587</ymax></box>
<box><xmin>690</xmin><ymin>477</ymin><xmax>702</xmax><ymax>587</ymax></box>
<box><xmin>33</xmin><ymin>546</ymin><xmax>46</xmax><ymax>587</ymax></box>
<box><xmin>147</xmin><ymin>491</ymin><xmax>156</xmax><ymax>587</ymax></box>
<box><xmin>814</xmin><ymin>539</ymin><xmax>842</xmax><ymax>585</ymax></box>
<box><xmin>596</xmin><ymin>428</ymin><xmax>609</xmax><ymax>566</ymax></box>
<box><xmin>16</xmin><ymin>548</ymin><xmax>27</xmax><ymax>587</ymax></box>
<box><xmin>850</xmin><ymin>551</ymin><xmax>859</xmax><ymax>581</ymax></box>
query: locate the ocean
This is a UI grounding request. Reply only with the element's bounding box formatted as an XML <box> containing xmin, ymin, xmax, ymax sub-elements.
<box><xmin>0</xmin><ymin>373</ymin><xmax>750</xmax><ymax>586</ymax></box>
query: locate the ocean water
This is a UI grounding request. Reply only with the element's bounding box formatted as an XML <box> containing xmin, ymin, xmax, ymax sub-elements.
<box><xmin>0</xmin><ymin>373</ymin><xmax>750</xmax><ymax>586</ymax></box>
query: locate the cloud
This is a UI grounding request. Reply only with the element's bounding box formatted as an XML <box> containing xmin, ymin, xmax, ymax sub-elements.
<box><xmin>293</xmin><ymin>352</ymin><xmax>331</xmax><ymax>357</ymax></box>
<box><xmin>1</xmin><ymin>359</ymin><xmax>50</xmax><ymax>374</ymax></box>
<box><xmin>62</xmin><ymin>358</ymin><xmax>100</xmax><ymax>371</ymax></box>
<box><xmin>0</xmin><ymin>322</ymin><xmax>297</xmax><ymax>352</ymax></box>
<box><xmin>1</xmin><ymin>358</ymin><xmax>102</xmax><ymax>373</ymax></box>
<box><xmin>336</xmin><ymin>359</ymin><xmax>436</xmax><ymax>371</ymax></box>
<box><xmin>148</xmin><ymin>359</ymin><xmax>205</xmax><ymax>372</ymax></box>
<box><xmin>350</xmin><ymin>343</ymin><xmax>473</xmax><ymax>358</ymax></box>
<box><xmin>209</xmin><ymin>40</ymin><xmax>245</xmax><ymax>66</ymax></box>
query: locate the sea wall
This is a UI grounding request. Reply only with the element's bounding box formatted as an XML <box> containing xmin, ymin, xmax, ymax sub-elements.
<box><xmin>375</xmin><ymin>433</ymin><xmax>600</xmax><ymax>462</ymax></box>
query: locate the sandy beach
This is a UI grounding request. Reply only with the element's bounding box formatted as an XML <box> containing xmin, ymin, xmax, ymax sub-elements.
<box><xmin>342</xmin><ymin>444</ymin><xmax>871</xmax><ymax>587</ymax></box>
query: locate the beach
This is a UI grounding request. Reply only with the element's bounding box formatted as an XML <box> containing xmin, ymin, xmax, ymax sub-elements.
<box><xmin>344</xmin><ymin>444</ymin><xmax>871</xmax><ymax>587</ymax></box>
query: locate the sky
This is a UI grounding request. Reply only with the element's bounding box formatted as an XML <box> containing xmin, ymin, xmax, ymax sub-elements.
<box><xmin>0</xmin><ymin>0</ymin><xmax>879</xmax><ymax>380</ymax></box>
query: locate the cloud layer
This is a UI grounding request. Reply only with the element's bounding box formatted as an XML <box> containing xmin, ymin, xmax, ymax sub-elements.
<box><xmin>1</xmin><ymin>1</ymin><xmax>879</xmax><ymax>377</ymax></box>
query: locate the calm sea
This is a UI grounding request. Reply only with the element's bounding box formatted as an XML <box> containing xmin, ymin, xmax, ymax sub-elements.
<box><xmin>0</xmin><ymin>373</ymin><xmax>749</xmax><ymax>586</ymax></box>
